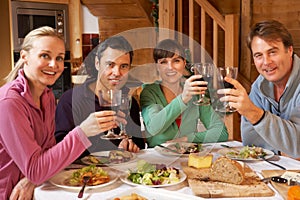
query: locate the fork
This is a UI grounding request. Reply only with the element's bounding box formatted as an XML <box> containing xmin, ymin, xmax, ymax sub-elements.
<box><xmin>259</xmin><ymin>155</ymin><xmax>286</xmax><ymax>170</ymax></box>
<box><xmin>78</xmin><ymin>176</ymin><xmax>90</xmax><ymax>198</ymax></box>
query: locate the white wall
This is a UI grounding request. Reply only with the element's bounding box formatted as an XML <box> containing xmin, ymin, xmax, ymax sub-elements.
<box><xmin>81</xmin><ymin>5</ymin><xmax>99</xmax><ymax>33</ymax></box>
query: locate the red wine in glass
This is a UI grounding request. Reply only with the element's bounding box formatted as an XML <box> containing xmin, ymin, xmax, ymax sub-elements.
<box><xmin>99</xmin><ymin>104</ymin><xmax>120</xmax><ymax>112</ymax></box>
<box><xmin>195</xmin><ymin>77</ymin><xmax>204</xmax><ymax>82</ymax></box>
<box><xmin>98</xmin><ymin>89</ymin><xmax>122</xmax><ymax>140</ymax></box>
<box><xmin>119</xmin><ymin>94</ymin><xmax>132</xmax><ymax>138</ymax></box>
<box><xmin>191</xmin><ymin>63</ymin><xmax>213</xmax><ymax>105</ymax></box>
<box><xmin>218</xmin><ymin>66</ymin><xmax>238</xmax><ymax>112</ymax></box>
<box><xmin>223</xmin><ymin>81</ymin><xmax>234</xmax><ymax>89</ymax></box>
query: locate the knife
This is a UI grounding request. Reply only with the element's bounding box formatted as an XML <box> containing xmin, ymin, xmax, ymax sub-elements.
<box><xmin>157</xmin><ymin>144</ymin><xmax>181</xmax><ymax>154</ymax></box>
<box><xmin>261</xmin><ymin>176</ymin><xmax>288</xmax><ymax>184</ymax></box>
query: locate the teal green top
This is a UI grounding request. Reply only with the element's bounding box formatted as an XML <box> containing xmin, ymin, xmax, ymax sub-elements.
<box><xmin>140</xmin><ymin>83</ymin><xmax>228</xmax><ymax>147</ymax></box>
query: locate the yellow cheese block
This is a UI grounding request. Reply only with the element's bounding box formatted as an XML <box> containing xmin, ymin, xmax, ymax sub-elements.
<box><xmin>188</xmin><ymin>153</ymin><xmax>213</xmax><ymax>169</ymax></box>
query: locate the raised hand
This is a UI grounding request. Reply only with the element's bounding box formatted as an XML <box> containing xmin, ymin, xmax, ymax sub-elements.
<box><xmin>79</xmin><ymin>110</ymin><xmax>119</xmax><ymax>137</ymax></box>
<box><xmin>217</xmin><ymin>77</ymin><xmax>264</xmax><ymax>124</ymax></box>
<box><xmin>181</xmin><ymin>74</ymin><xmax>207</xmax><ymax>104</ymax></box>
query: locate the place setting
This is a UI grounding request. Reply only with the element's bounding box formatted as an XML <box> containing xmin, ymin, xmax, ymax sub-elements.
<box><xmin>47</xmin><ymin>149</ymin><xmax>140</xmax><ymax>198</ymax></box>
<box><xmin>154</xmin><ymin>142</ymin><xmax>211</xmax><ymax>157</ymax></box>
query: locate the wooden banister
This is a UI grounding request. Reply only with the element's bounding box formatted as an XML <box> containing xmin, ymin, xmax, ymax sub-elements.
<box><xmin>194</xmin><ymin>0</ymin><xmax>225</xmax><ymax>29</ymax></box>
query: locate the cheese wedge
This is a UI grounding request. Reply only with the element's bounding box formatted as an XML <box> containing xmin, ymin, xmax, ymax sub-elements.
<box><xmin>188</xmin><ymin>153</ymin><xmax>213</xmax><ymax>169</ymax></box>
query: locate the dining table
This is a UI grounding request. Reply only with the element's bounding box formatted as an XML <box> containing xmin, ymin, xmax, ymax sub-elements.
<box><xmin>33</xmin><ymin>141</ymin><xmax>300</xmax><ymax>200</ymax></box>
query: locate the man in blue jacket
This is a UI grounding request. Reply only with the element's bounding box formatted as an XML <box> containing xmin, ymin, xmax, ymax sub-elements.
<box><xmin>218</xmin><ymin>20</ymin><xmax>300</xmax><ymax>158</ymax></box>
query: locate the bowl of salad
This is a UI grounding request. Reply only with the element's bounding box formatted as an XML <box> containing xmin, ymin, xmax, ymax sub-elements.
<box><xmin>120</xmin><ymin>160</ymin><xmax>186</xmax><ymax>187</ymax></box>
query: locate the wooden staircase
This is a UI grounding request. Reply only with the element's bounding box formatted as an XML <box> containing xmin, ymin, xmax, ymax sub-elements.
<box><xmin>81</xmin><ymin>0</ymin><xmax>153</xmax><ymax>41</ymax></box>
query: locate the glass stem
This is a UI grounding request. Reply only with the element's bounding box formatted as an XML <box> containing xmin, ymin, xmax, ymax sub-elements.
<box><xmin>120</xmin><ymin>123</ymin><xmax>126</xmax><ymax>134</ymax></box>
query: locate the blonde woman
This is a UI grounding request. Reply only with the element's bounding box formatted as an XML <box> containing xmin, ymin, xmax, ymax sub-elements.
<box><xmin>0</xmin><ymin>26</ymin><xmax>118</xmax><ymax>199</ymax></box>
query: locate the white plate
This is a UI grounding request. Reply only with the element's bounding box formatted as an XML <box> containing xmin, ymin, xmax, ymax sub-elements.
<box><xmin>120</xmin><ymin>170</ymin><xmax>186</xmax><ymax>188</ymax></box>
<box><xmin>100</xmin><ymin>135</ymin><xmax>131</xmax><ymax>140</ymax></box>
<box><xmin>81</xmin><ymin>151</ymin><xmax>137</xmax><ymax>166</ymax></box>
<box><xmin>49</xmin><ymin>169</ymin><xmax>118</xmax><ymax>190</ymax></box>
<box><xmin>217</xmin><ymin>147</ymin><xmax>274</xmax><ymax>161</ymax></box>
<box><xmin>154</xmin><ymin>142</ymin><xmax>209</xmax><ymax>157</ymax></box>
<box><xmin>106</xmin><ymin>186</ymin><xmax>203</xmax><ymax>200</ymax></box>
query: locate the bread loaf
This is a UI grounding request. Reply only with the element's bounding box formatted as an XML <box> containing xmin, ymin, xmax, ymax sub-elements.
<box><xmin>188</xmin><ymin>153</ymin><xmax>213</xmax><ymax>169</ymax></box>
<box><xmin>209</xmin><ymin>156</ymin><xmax>245</xmax><ymax>184</ymax></box>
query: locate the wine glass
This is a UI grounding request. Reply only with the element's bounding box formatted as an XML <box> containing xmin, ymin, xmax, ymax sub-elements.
<box><xmin>118</xmin><ymin>93</ymin><xmax>132</xmax><ymax>139</ymax></box>
<box><xmin>98</xmin><ymin>89</ymin><xmax>122</xmax><ymax>139</ymax></box>
<box><xmin>217</xmin><ymin>66</ymin><xmax>238</xmax><ymax>113</ymax></box>
<box><xmin>191</xmin><ymin>63</ymin><xmax>213</xmax><ymax>105</ymax></box>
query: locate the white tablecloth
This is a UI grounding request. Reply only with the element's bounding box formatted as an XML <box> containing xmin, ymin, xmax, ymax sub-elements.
<box><xmin>34</xmin><ymin>141</ymin><xmax>300</xmax><ymax>200</ymax></box>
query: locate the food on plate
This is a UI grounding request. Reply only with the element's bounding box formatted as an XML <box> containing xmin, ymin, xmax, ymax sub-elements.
<box><xmin>209</xmin><ymin>157</ymin><xmax>245</xmax><ymax>184</ymax></box>
<box><xmin>87</xmin><ymin>155</ymin><xmax>110</xmax><ymax>164</ymax></box>
<box><xmin>188</xmin><ymin>153</ymin><xmax>213</xmax><ymax>169</ymax></box>
<box><xmin>109</xmin><ymin>149</ymin><xmax>134</xmax><ymax>163</ymax></box>
<box><xmin>127</xmin><ymin>160</ymin><xmax>180</xmax><ymax>186</ymax></box>
<box><xmin>66</xmin><ymin>165</ymin><xmax>110</xmax><ymax>186</ymax></box>
<box><xmin>86</xmin><ymin>150</ymin><xmax>133</xmax><ymax>165</ymax></box>
<box><xmin>226</xmin><ymin>145</ymin><xmax>266</xmax><ymax>159</ymax></box>
<box><xmin>167</xmin><ymin>143</ymin><xmax>203</xmax><ymax>154</ymax></box>
<box><xmin>113</xmin><ymin>193</ymin><xmax>148</xmax><ymax>200</ymax></box>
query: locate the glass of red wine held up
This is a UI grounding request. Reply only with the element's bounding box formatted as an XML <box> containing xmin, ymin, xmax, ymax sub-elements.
<box><xmin>217</xmin><ymin>66</ymin><xmax>238</xmax><ymax>113</ymax></box>
<box><xmin>191</xmin><ymin>63</ymin><xmax>213</xmax><ymax>106</ymax></box>
<box><xmin>98</xmin><ymin>89</ymin><xmax>123</xmax><ymax>140</ymax></box>
<box><xmin>118</xmin><ymin>93</ymin><xmax>132</xmax><ymax>139</ymax></box>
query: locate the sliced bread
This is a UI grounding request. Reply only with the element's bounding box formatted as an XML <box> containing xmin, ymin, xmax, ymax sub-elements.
<box><xmin>209</xmin><ymin>156</ymin><xmax>245</xmax><ymax>184</ymax></box>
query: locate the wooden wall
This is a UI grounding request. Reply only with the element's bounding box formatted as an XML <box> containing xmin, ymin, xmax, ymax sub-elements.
<box><xmin>0</xmin><ymin>0</ymin><xmax>13</xmax><ymax>86</ymax></box>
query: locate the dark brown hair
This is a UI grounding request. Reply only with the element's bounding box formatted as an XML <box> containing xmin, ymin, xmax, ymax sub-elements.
<box><xmin>247</xmin><ymin>20</ymin><xmax>293</xmax><ymax>52</ymax></box>
<box><xmin>96</xmin><ymin>35</ymin><xmax>133</xmax><ymax>64</ymax></box>
<box><xmin>153</xmin><ymin>39</ymin><xmax>186</xmax><ymax>63</ymax></box>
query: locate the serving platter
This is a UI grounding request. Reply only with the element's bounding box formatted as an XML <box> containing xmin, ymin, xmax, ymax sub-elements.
<box><xmin>181</xmin><ymin>162</ymin><xmax>275</xmax><ymax>198</ymax></box>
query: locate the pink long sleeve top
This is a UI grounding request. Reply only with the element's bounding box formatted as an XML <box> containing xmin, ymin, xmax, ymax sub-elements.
<box><xmin>0</xmin><ymin>70</ymin><xmax>92</xmax><ymax>199</ymax></box>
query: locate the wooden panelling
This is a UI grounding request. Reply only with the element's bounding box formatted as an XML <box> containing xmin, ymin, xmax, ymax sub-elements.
<box><xmin>239</xmin><ymin>0</ymin><xmax>300</xmax><ymax>87</ymax></box>
<box><xmin>69</xmin><ymin>0</ymin><xmax>82</xmax><ymax>59</ymax></box>
<box><xmin>87</xmin><ymin>4</ymin><xmax>147</xmax><ymax>18</ymax></box>
<box><xmin>239</xmin><ymin>0</ymin><xmax>252</xmax><ymax>92</ymax></box>
<box><xmin>159</xmin><ymin>0</ymin><xmax>176</xmax><ymax>39</ymax></box>
<box><xmin>252</xmin><ymin>0</ymin><xmax>300</xmax><ymax>56</ymax></box>
<box><xmin>82</xmin><ymin>0</ymin><xmax>136</xmax><ymax>3</ymax></box>
<box><xmin>18</xmin><ymin>0</ymin><xmax>69</xmax><ymax>3</ymax></box>
<box><xmin>98</xmin><ymin>18</ymin><xmax>151</xmax><ymax>30</ymax></box>
<box><xmin>82</xmin><ymin>0</ymin><xmax>154</xmax><ymax>66</ymax></box>
<box><xmin>0</xmin><ymin>0</ymin><xmax>13</xmax><ymax>86</ymax></box>
<box><xmin>131</xmin><ymin>49</ymin><xmax>154</xmax><ymax>65</ymax></box>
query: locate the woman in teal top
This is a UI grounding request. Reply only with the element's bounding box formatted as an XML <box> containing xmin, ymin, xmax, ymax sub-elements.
<box><xmin>140</xmin><ymin>39</ymin><xmax>228</xmax><ymax>147</ymax></box>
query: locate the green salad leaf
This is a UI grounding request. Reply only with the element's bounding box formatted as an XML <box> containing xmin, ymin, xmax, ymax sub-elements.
<box><xmin>127</xmin><ymin>160</ymin><xmax>180</xmax><ymax>185</ymax></box>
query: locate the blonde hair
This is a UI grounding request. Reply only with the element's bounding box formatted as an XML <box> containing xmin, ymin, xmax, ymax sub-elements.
<box><xmin>5</xmin><ymin>26</ymin><xmax>65</xmax><ymax>82</ymax></box>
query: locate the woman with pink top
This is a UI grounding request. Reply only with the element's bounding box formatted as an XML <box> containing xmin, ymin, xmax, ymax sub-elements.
<box><xmin>0</xmin><ymin>26</ymin><xmax>118</xmax><ymax>199</ymax></box>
